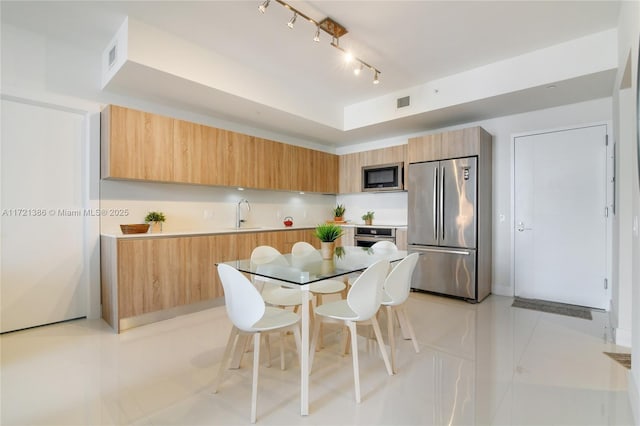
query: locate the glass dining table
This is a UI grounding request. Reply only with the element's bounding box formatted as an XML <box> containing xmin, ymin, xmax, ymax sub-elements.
<box><xmin>220</xmin><ymin>245</ymin><xmax>408</xmax><ymax>416</ymax></box>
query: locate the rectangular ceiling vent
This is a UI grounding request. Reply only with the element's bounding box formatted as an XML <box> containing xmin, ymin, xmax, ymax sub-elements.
<box><xmin>397</xmin><ymin>96</ymin><xmax>410</xmax><ymax>109</ymax></box>
<box><xmin>108</xmin><ymin>44</ymin><xmax>117</xmax><ymax>69</ymax></box>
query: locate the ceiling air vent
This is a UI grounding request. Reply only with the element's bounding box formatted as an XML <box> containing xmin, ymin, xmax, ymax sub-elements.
<box><xmin>397</xmin><ymin>96</ymin><xmax>410</xmax><ymax>109</ymax></box>
<box><xmin>108</xmin><ymin>44</ymin><xmax>117</xmax><ymax>69</ymax></box>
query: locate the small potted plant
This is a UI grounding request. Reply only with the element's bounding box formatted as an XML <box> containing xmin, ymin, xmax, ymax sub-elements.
<box><xmin>314</xmin><ymin>223</ymin><xmax>344</xmax><ymax>259</ymax></box>
<box><xmin>361</xmin><ymin>211</ymin><xmax>375</xmax><ymax>226</ymax></box>
<box><xmin>333</xmin><ymin>204</ymin><xmax>346</xmax><ymax>222</ymax></box>
<box><xmin>145</xmin><ymin>211</ymin><xmax>166</xmax><ymax>233</ymax></box>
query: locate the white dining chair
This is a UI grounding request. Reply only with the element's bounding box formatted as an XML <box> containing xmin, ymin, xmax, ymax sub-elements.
<box><xmin>292</xmin><ymin>241</ymin><xmax>347</xmax><ymax>349</ymax></box>
<box><xmin>291</xmin><ymin>241</ymin><xmax>346</xmax><ymax>300</ymax></box>
<box><xmin>251</xmin><ymin>246</ymin><xmax>308</xmax><ymax>308</ymax></box>
<box><xmin>213</xmin><ymin>264</ymin><xmax>301</xmax><ymax>424</ymax></box>
<box><xmin>381</xmin><ymin>252</ymin><xmax>420</xmax><ymax>373</ymax></box>
<box><xmin>347</xmin><ymin>240</ymin><xmax>398</xmax><ymax>286</ymax></box>
<box><xmin>309</xmin><ymin>259</ymin><xmax>393</xmax><ymax>403</ymax></box>
<box><xmin>371</xmin><ymin>240</ymin><xmax>398</xmax><ymax>251</ymax></box>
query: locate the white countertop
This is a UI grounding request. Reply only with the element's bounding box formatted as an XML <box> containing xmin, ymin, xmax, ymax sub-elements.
<box><xmin>102</xmin><ymin>225</ymin><xmax>316</xmax><ymax>239</ymax></box>
<box><xmin>102</xmin><ymin>223</ymin><xmax>407</xmax><ymax>238</ymax></box>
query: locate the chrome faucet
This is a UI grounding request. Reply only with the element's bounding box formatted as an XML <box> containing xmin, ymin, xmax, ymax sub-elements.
<box><xmin>236</xmin><ymin>199</ymin><xmax>251</xmax><ymax>228</ymax></box>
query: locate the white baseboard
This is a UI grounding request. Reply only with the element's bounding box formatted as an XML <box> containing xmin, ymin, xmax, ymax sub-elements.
<box><xmin>615</xmin><ymin>327</ymin><xmax>633</xmax><ymax>348</ymax></box>
<box><xmin>628</xmin><ymin>370</ymin><xmax>639</xmax><ymax>426</ymax></box>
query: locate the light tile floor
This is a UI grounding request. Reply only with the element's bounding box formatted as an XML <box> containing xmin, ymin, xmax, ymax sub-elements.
<box><xmin>1</xmin><ymin>293</ymin><xmax>634</xmax><ymax>425</ymax></box>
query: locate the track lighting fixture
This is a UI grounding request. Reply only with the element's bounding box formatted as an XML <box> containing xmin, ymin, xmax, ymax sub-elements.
<box><xmin>287</xmin><ymin>12</ymin><xmax>297</xmax><ymax>29</ymax></box>
<box><xmin>258</xmin><ymin>0</ymin><xmax>270</xmax><ymax>13</ymax></box>
<box><xmin>257</xmin><ymin>0</ymin><xmax>381</xmax><ymax>84</ymax></box>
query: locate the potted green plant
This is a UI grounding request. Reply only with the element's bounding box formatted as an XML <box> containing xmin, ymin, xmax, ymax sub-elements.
<box><xmin>314</xmin><ymin>223</ymin><xmax>344</xmax><ymax>259</ymax></box>
<box><xmin>361</xmin><ymin>211</ymin><xmax>375</xmax><ymax>226</ymax></box>
<box><xmin>333</xmin><ymin>204</ymin><xmax>346</xmax><ymax>222</ymax></box>
<box><xmin>145</xmin><ymin>211</ymin><xmax>166</xmax><ymax>233</ymax></box>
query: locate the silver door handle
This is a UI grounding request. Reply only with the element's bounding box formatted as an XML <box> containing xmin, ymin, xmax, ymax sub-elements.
<box><xmin>433</xmin><ymin>167</ymin><xmax>438</xmax><ymax>241</ymax></box>
<box><xmin>517</xmin><ymin>222</ymin><xmax>532</xmax><ymax>232</ymax></box>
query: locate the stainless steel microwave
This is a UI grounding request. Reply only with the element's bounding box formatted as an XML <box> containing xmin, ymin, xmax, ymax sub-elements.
<box><xmin>362</xmin><ymin>162</ymin><xmax>404</xmax><ymax>192</ymax></box>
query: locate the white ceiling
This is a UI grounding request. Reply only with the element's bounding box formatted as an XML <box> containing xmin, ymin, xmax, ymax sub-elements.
<box><xmin>1</xmin><ymin>1</ymin><xmax>622</xmax><ymax>147</ymax></box>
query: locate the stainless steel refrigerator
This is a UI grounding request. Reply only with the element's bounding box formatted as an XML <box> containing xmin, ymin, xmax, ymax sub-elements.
<box><xmin>408</xmin><ymin>156</ymin><xmax>492</xmax><ymax>302</ymax></box>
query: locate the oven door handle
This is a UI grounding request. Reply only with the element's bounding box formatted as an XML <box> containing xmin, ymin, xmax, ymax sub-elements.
<box><xmin>354</xmin><ymin>236</ymin><xmax>396</xmax><ymax>243</ymax></box>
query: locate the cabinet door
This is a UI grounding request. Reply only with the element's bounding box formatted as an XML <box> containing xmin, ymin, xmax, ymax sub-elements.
<box><xmin>440</xmin><ymin>127</ymin><xmax>479</xmax><ymax>158</ymax></box>
<box><xmin>103</xmin><ymin>105</ymin><xmax>174</xmax><ymax>181</ymax></box>
<box><xmin>312</xmin><ymin>150</ymin><xmax>339</xmax><ymax>193</ymax></box>
<box><xmin>217</xmin><ymin>129</ymin><xmax>257</xmax><ymax>188</ymax></box>
<box><xmin>339</xmin><ymin>152</ymin><xmax>362</xmax><ymax>193</ymax></box>
<box><xmin>339</xmin><ymin>226</ymin><xmax>355</xmax><ymax>246</ymax></box>
<box><xmin>408</xmin><ymin>133</ymin><xmax>441</xmax><ymax>163</ymax></box>
<box><xmin>255</xmin><ymin>137</ymin><xmax>287</xmax><ymax>190</ymax></box>
<box><xmin>117</xmin><ymin>238</ymin><xmax>184</xmax><ymax>319</ymax></box>
<box><xmin>173</xmin><ymin>119</ymin><xmax>223</xmax><ymax>185</ymax></box>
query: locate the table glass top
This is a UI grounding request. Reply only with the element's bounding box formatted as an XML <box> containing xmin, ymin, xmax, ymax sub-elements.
<box><xmin>221</xmin><ymin>246</ymin><xmax>407</xmax><ymax>285</ymax></box>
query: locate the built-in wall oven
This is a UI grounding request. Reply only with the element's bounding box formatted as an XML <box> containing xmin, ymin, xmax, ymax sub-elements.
<box><xmin>354</xmin><ymin>227</ymin><xmax>396</xmax><ymax>247</ymax></box>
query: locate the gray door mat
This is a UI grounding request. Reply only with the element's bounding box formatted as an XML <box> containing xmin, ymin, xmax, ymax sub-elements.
<box><xmin>512</xmin><ymin>297</ymin><xmax>592</xmax><ymax>320</ymax></box>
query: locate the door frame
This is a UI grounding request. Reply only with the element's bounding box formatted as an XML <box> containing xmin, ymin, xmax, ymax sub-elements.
<box><xmin>510</xmin><ymin>121</ymin><xmax>614</xmax><ymax>307</ymax></box>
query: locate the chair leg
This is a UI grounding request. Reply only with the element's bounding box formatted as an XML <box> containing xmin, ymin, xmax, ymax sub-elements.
<box><xmin>341</xmin><ymin>325</ymin><xmax>351</xmax><ymax>355</ymax></box>
<box><xmin>370</xmin><ymin>316</ymin><xmax>393</xmax><ymax>376</ymax></box>
<box><xmin>251</xmin><ymin>333</ymin><xmax>260</xmax><ymax>423</ymax></box>
<box><xmin>347</xmin><ymin>321</ymin><xmax>361</xmax><ymax>403</ymax></box>
<box><xmin>279</xmin><ymin>331</ymin><xmax>286</xmax><ymax>370</ymax></box>
<box><xmin>264</xmin><ymin>334</ymin><xmax>272</xmax><ymax>368</ymax></box>
<box><xmin>213</xmin><ymin>326</ymin><xmax>239</xmax><ymax>393</ymax></box>
<box><xmin>386</xmin><ymin>306</ymin><xmax>397</xmax><ymax>374</ymax></box>
<box><xmin>397</xmin><ymin>307</ymin><xmax>420</xmax><ymax>353</ymax></box>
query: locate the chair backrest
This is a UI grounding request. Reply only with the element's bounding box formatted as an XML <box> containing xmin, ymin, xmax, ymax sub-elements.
<box><xmin>291</xmin><ymin>241</ymin><xmax>316</xmax><ymax>255</ymax></box>
<box><xmin>371</xmin><ymin>240</ymin><xmax>398</xmax><ymax>251</ymax></box>
<box><xmin>291</xmin><ymin>241</ymin><xmax>322</xmax><ymax>268</ymax></box>
<box><xmin>383</xmin><ymin>253</ymin><xmax>419</xmax><ymax>305</ymax></box>
<box><xmin>251</xmin><ymin>245</ymin><xmax>286</xmax><ymax>265</ymax></box>
<box><xmin>217</xmin><ymin>264</ymin><xmax>265</xmax><ymax>331</ymax></box>
<box><xmin>347</xmin><ymin>259</ymin><xmax>390</xmax><ymax>320</ymax></box>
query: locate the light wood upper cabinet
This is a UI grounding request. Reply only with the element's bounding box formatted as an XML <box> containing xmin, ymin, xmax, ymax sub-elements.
<box><xmin>102</xmin><ymin>105</ymin><xmax>339</xmax><ymax>193</ymax></box>
<box><xmin>339</xmin><ymin>145</ymin><xmax>407</xmax><ymax>193</ymax></box>
<box><xmin>408</xmin><ymin>127</ymin><xmax>488</xmax><ymax>163</ymax></box>
<box><xmin>101</xmin><ymin>105</ymin><xmax>174</xmax><ymax>182</ymax></box>
<box><xmin>173</xmin><ymin>119</ymin><xmax>225</xmax><ymax>185</ymax></box>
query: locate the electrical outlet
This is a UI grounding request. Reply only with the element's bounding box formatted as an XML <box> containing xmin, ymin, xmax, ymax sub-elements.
<box><xmin>203</xmin><ymin>210</ymin><xmax>214</xmax><ymax>220</ymax></box>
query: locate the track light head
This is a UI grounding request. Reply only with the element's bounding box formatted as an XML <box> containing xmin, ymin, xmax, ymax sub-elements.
<box><xmin>313</xmin><ymin>26</ymin><xmax>320</xmax><ymax>42</ymax></box>
<box><xmin>373</xmin><ymin>71</ymin><xmax>380</xmax><ymax>85</ymax></box>
<box><xmin>287</xmin><ymin>12</ymin><xmax>297</xmax><ymax>29</ymax></box>
<box><xmin>258</xmin><ymin>0</ymin><xmax>270</xmax><ymax>13</ymax></box>
<box><xmin>354</xmin><ymin>63</ymin><xmax>363</xmax><ymax>76</ymax></box>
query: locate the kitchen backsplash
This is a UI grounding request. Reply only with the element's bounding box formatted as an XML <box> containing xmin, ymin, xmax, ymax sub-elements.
<box><xmin>336</xmin><ymin>192</ymin><xmax>408</xmax><ymax>225</ymax></box>
<box><xmin>100</xmin><ymin>180</ymin><xmax>336</xmax><ymax>234</ymax></box>
<box><xmin>100</xmin><ymin>181</ymin><xmax>408</xmax><ymax>234</ymax></box>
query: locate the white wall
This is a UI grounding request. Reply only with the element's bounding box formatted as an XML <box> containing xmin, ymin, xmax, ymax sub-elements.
<box><xmin>612</xmin><ymin>0</ymin><xmax>640</xmax><ymax>422</ymax></box>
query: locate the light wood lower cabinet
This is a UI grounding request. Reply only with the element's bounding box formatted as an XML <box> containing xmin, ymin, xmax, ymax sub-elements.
<box><xmin>101</xmin><ymin>229</ymin><xmax>316</xmax><ymax>332</ymax></box>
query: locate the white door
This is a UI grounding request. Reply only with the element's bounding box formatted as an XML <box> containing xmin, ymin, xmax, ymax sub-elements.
<box><xmin>514</xmin><ymin>125</ymin><xmax>609</xmax><ymax>309</ymax></box>
<box><xmin>1</xmin><ymin>99</ymin><xmax>87</xmax><ymax>333</ymax></box>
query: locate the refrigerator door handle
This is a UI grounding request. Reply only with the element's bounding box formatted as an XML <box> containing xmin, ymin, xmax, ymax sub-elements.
<box><xmin>440</xmin><ymin>166</ymin><xmax>445</xmax><ymax>241</ymax></box>
<box><xmin>411</xmin><ymin>246</ymin><xmax>471</xmax><ymax>256</ymax></box>
<box><xmin>433</xmin><ymin>167</ymin><xmax>438</xmax><ymax>241</ymax></box>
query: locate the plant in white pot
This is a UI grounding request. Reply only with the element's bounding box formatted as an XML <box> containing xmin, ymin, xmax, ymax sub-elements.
<box><xmin>313</xmin><ymin>223</ymin><xmax>344</xmax><ymax>260</ymax></box>
<box><xmin>145</xmin><ymin>211</ymin><xmax>166</xmax><ymax>233</ymax></box>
